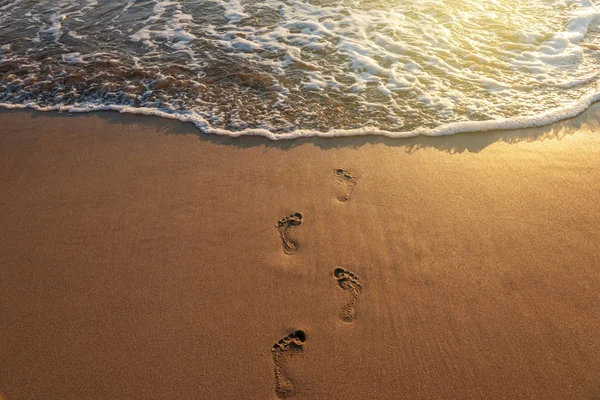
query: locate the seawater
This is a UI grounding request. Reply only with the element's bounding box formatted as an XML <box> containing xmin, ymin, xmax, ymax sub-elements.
<box><xmin>1</xmin><ymin>0</ymin><xmax>600</xmax><ymax>139</ymax></box>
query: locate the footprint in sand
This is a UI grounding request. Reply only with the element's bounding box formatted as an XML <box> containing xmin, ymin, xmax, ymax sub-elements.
<box><xmin>335</xmin><ymin>169</ymin><xmax>357</xmax><ymax>202</ymax></box>
<box><xmin>272</xmin><ymin>330</ymin><xmax>307</xmax><ymax>399</ymax></box>
<box><xmin>276</xmin><ymin>213</ymin><xmax>303</xmax><ymax>255</ymax></box>
<box><xmin>333</xmin><ymin>268</ymin><xmax>363</xmax><ymax>323</ymax></box>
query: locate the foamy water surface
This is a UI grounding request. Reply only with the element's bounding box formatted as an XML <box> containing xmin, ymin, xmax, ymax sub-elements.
<box><xmin>2</xmin><ymin>0</ymin><xmax>600</xmax><ymax>139</ymax></box>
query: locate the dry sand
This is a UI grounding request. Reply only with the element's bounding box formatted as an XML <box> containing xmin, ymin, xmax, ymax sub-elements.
<box><xmin>0</xmin><ymin>107</ymin><xmax>599</xmax><ymax>399</ymax></box>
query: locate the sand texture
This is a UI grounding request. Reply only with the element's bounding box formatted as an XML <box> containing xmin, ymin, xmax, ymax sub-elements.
<box><xmin>0</xmin><ymin>108</ymin><xmax>599</xmax><ymax>399</ymax></box>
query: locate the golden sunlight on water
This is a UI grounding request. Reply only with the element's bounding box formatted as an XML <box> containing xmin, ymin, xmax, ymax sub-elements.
<box><xmin>0</xmin><ymin>0</ymin><xmax>599</xmax><ymax>137</ymax></box>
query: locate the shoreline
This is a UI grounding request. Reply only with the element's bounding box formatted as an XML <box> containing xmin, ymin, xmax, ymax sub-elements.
<box><xmin>1</xmin><ymin>108</ymin><xmax>599</xmax><ymax>399</ymax></box>
<box><xmin>3</xmin><ymin>86</ymin><xmax>600</xmax><ymax>140</ymax></box>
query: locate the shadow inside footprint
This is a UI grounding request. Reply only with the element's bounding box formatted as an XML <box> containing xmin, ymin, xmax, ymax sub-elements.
<box><xmin>276</xmin><ymin>213</ymin><xmax>303</xmax><ymax>255</ymax></box>
<box><xmin>335</xmin><ymin>169</ymin><xmax>357</xmax><ymax>202</ymax></box>
<box><xmin>272</xmin><ymin>330</ymin><xmax>307</xmax><ymax>398</ymax></box>
<box><xmin>333</xmin><ymin>268</ymin><xmax>363</xmax><ymax>323</ymax></box>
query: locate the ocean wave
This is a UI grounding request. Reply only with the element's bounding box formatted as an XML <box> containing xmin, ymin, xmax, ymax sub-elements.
<box><xmin>1</xmin><ymin>0</ymin><xmax>600</xmax><ymax>138</ymax></box>
<box><xmin>3</xmin><ymin>85</ymin><xmax>600</xmax><ymax>140</ymax></box>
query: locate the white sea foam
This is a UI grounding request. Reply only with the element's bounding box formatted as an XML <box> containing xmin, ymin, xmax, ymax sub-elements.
<box><xmin>40</xmin><ymin>13</ymin><xmax>65</xmax><ymax>43</ymax></box>
<box><xmin>3</xmin><ymin>84</ymin><xmax>600</xmax><ymax>141</ymax></box>
<box><xmin>3</xmin><ymin>0</ymin><xmax>600</xmax><ymax>138</ymax></box>
<box><xmin>62</xmin><ymin>52</ymin><xmax>84</xmax><ymax>64</ymax></box>
<box><xmin>130</xmin><ymin>0</ymin><xmax>197</xmax><ymax>49</ymax></box>
<box><xmin>218</xmin><ymin>0</ymin><xmax>249</xmax><ymax>25</ymax></box>
<box><xmin>202</xmin><ymin>0</ymin><xmax>600</xmax><ymax>125</ymax></box>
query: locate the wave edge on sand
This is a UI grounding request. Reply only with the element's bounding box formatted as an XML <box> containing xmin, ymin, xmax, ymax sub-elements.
<box><xmin>3</xmin><ymin>87</ymin><xmax>600</xmax><ymax>141</ymax></box>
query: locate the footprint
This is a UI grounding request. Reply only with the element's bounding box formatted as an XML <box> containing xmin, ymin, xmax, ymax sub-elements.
<box><xmin>335</xmin><ymin>169</ymin><xmax>357</xmax><ymax>201</ymax></box>
<box><xmin>276</xmin><ymin>212</ymin><xmax>303</xmax><ymax>255</ymax></box>
<box><xmin>333</xmin><ymin>268</ymin><xmax>363</xmax><ymax>323</ymax></box>
<box><xmin>272</xmin><ymin>330</ymin><xmax>307</xmax><ymax>399</ymax></box>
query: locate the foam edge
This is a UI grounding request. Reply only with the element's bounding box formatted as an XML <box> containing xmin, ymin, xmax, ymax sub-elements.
<box><xmin>2</xmin><ymin>88</ymin><xmax>600</xmax><ymax>141</ymax></box>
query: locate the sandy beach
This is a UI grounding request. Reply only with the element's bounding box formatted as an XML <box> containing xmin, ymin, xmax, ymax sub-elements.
<box><xmin>0</xmin><ymin>107</ymin><xmax>599</xmax><ymax>399</ymax></box>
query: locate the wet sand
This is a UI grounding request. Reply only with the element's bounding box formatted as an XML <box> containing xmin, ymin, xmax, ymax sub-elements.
<box><xmin>0</xmin><ymin>107</ymin><xmax>599</xmax><ymax>399</ymax></box>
